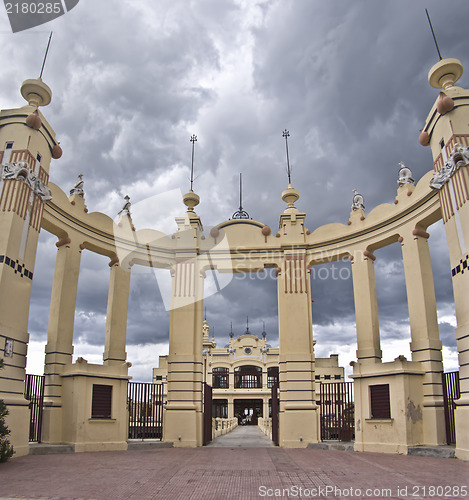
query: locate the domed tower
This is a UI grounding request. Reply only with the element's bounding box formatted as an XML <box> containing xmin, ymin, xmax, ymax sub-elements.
<box><xmin>0</xmin><ymin>77</ymin><xmax>61</xmax><ymax>456</ymax></box>
<box><xmin>421</xmin><ymin>57</ymin><xmax>469</xmax><ymax>460</ymax></box>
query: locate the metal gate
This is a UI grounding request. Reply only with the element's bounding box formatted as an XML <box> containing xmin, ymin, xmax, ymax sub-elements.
<box><xmin>271</xmin><ymin>382</ymin><xmax>279</xmax><ymax>446</ymax></box>
<box><xmin>442</xmin><ymin>371</ymin><xmax>460</xmax><ymax>445</ymax></box>
<box><xmin>24</xmin><ymin>374</ymin><xmax>45</xmax><ymax>443</ymax></box>
<box><xmin>127</xmin><ymin>382</ymin><xmax>164</xmax><ymax>439</ymax></box>
<box><xmin>203</xmin><ymin>383</ymin><xmax>212</xmax><ymax>445</ymax></box>
<box><xmin>319</xmin><ymin>381</ymin><xmax>354</xmax><ymax>441</ymax></box>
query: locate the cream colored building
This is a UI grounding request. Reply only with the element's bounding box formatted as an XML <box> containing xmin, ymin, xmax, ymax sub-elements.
<box><xmin>153</xmin><ymin>320</ymin><xmax>345</xmax><ymax>423</ymax></box>
<box><xmin>0</xmin><ymin>55</ymin><xmax>468</xmax><ymax>458</ymax></box>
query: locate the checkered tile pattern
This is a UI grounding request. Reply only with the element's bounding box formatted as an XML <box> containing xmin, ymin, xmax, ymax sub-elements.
<box><xmin>0</xmin><ymin>255</ymin><xmax>33</xmax><ymax>279</ymax></box>
<box><xmin>452</xmin><ymin>255</ymin><xmax>469</xmax><ymax>277</ymax></box>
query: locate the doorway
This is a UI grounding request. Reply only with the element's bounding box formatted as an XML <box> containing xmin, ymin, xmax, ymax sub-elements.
<box><xmin>234</xmin><ymin>399</ymin><xmax>263</xmax><ymax>425</ymax></box>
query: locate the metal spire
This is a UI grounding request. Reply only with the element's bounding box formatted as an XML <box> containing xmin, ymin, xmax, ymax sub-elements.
<box><xmin>39</xmin><ymin>32</ymin><xmax>53</xmax><ymax>79</ymax></box>
<box><xmin>204</xmin><ymin>306</ymin><xmax>207</xmax><ymax>321</ymax></box>
<box><xmin>245</xmin><ymin>316</ymin><xmax>250</xmax><ymax>334</ymax></box>
<box><xmin>190</xmin><ymin>134</ymin><xmax>197</xmax><ymax>191</ymax></box>
<box><xmin>282</xmin><ymin>130</ymin><xmax>292</xmax><ymax>184</ymax></box>
<box><xmin>425</xmin><ymin>9</ymin><xmax>443</xmax><ymax>61</ymax></box>
<box><xmin>229</xmin><ymin>321</ymin><xmax>234</xmax><ymax>338</ymax></box>
<box><xmin>232</xmin><ymin>173</ymin><xmax>250</xmax><ymax>219</ymax></box>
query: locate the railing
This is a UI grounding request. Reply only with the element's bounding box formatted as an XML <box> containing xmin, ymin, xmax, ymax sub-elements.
<box><xmin>212</xmin><ymin>417</ymin><xmax>238</xmax><ymax>439</ymax></box>
<box><xmin>127</xmin><ymin>382</ymin><xmax>164</xmax><ymax>440</ymax></box>
<box><xmin>319</xmin><ymin>381</ymin><xmax>354</xmax><ymax>441</ymax></box>
<box><xmin>234</xmin><ymin>373</ymin><xmax>262</xmax><ymax>388</ymax></box>
<box><xmin>24</xmin><ymin>374</ymin><xmax>45</xmax><ymax>443</ymax></box>
<box><xmin>258</xmin><ymin>417</ymin><xmax>272</xmax><ymax>439</ymax></box>
<box><xmin>442</xmin><ymin>371</ymin><xmax>460</xmax><ymax>445</ymax></box>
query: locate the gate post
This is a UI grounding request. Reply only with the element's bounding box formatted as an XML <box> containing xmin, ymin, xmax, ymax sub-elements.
<box><xmin>422</xmin><ymin>57</ymin><xmax>469</xmax><ymax>460</ymax></box>
<box><xmin>277</xmin><ymin>248</ymin><xmax>318</xmax><ymax>448</ymax></box>
<box><xmin>400</xmin><ymin>227</ymin><xmax>446</xmax><ymax>445</ymax></box>
<box><xmin>163</xmin><ymin>198</ymin><xmax>205</xmax><ymax>447</ymax></box>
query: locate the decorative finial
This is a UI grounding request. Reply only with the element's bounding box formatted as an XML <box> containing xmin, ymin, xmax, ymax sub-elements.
<box><xmin>282</xmin><ymin>129</ymin><xmax>292</xmax><ymax>184</ymax></box>
<box><xmin>351</xmin><ymin>189</ymin><xmax>365</xmax><ymax>211</ymax></box>
<box><xmin>398</xmin><ymin>162</ymin><xmax>415</xmax><ymax>187</ymax></box>
<box><xmin>245</xmin><ymin>316</ymin><xmax>250</xmax><ymax>334</ymax></box>
<box><xmin>229</xmin><ymin>322</ymin><xmax>234</xmax><ymax>338</ymax></box>
<box><xmin>70</xmin><ymin>173</ymin><xmax>84</xmax><ymax>197</ymax></box>
<box><xmin>190</xmin><ymin>134</ymin><xmax>197</xmax><ymax>191</ymax></box>
<box><xmin>204</xmin><ymin>307</ymin><xmax>207</xmax><ymax>321</ymax></box>
<box><xmin>262</xmin><ymin>321</ymin><xmax>266</xmax><ymax>339</ymax></box>
<box><xmin>425</xmin><ymin>9</ymin><xmax>442</xmax><ymax>61</ymax></box>
<box><xmin>118</xmin><ymin>195</ymin><xmax>131</xmax><ymax>215</ymax></box>
<box><xmin>232</xmin><ymin>173</ymin><xmax>250</xmax><ymax>219</ymax></box>
<box><xmin>39</xmin><ymin>32</ymin><xmax>53</xmax><ymax>79</ymax></box>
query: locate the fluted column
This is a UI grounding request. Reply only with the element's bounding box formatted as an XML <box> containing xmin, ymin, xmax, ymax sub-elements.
<box><xmin>277</xmin><ymin>251</ymin><xmax>318</xmax><ymax>447</ymax></box>
<box><xmin>103</xmin><ymin>262</ymin><xmax>131</xmax><ymax>365</ymax></box>
<box><xmin>401</xmin><ymin>229</ymin><xmax>446</xmax><ymax>445</ymax></box>
<box><xmin>163</xmin><ymin>258</ymin><xmax>204</xmax><ymax>447</ymax></box>
<box><xmin>351</xmin><ymin>249</ymin><xmax>382</xmax><ymax>363</ymax></box>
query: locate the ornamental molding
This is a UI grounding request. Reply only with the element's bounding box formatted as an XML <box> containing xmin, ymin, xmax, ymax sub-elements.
<box><xmin>1</xmin><ymin>161</ymin><xmax>52</xmax><ymax>202</ymax></box>
<box><xmin>430</xmin><ymin>144</ymin><xmax>469</xmax><ymax>190</ymax></box>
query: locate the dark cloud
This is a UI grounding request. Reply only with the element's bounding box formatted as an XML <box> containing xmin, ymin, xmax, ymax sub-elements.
<box><xmin>12</xmin><ymin>0</ymin><xmax>466</xmax><ymax>379</ymax></box>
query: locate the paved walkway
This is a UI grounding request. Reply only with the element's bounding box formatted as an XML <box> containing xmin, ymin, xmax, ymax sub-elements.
<box><xmin>0</xmin><ymin>444</ymin><xmax>468</xmax><ymax>499</ymax></box>
<box><xmin>206</xmin><ymin>424</ymin><xmax>274</xmax><ymax>447</ymax></box>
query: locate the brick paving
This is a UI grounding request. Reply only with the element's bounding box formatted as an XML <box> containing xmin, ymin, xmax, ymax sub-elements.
<box><xmin>0</xmin><ymin>443</ymin><xmax>468</xmax><ymax>499</ymax></box>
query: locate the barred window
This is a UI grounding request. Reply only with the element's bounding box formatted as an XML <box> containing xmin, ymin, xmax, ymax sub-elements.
<box><xmin>212</xmin><ymin>367</ymin><xmax>229</xmax><ymax>388</ymax></box>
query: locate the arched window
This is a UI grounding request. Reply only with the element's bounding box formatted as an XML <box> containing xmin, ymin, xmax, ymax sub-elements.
<box><xmin>212</xmin><ymin>367</ymin><xmax>229</xmax><ymax>388</ymax></box>
<box><xmin>234</xmin><ymin>365</ymin><xmax>262</xmax><ymax>389</ymax></box>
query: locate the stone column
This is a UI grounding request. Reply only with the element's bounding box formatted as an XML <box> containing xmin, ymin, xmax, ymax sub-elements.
<box><xmin>277</xmin><ymin>251</ymin><xmax>318</xmax><ymax>447</ymax></box>
<box><xmin>400</xmin><ymin>228</ymin><xmax>446</xmax><ymax>445</ymax></box>
<box><xmin>103</xmin><ymin>262</ymin><xmax>131</xmax><ymax>365</ymax></box>
<box><xmin>42</xmin><ymin>237</ymin><xmax>82</xmax><ymax>443</ymax></box>
<box><xmin>351</xmin><ymin>249</ymin><xmax>382</xmax><ymax>363</ymax></box>
<box><xmin>163</xmin><ymin>258</ymin><xmax>204</xmax><ymax>447</ymax></box>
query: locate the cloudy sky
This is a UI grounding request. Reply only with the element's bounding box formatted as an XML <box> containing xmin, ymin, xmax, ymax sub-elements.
<box><xmin>1</xmin><ymin>1</ymin><xmax>467</xmax><ymax>381</ymax></box>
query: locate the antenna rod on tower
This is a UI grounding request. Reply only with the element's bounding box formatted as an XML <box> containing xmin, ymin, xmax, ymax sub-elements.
<box><xmin>283</xmin><ymin>130</ymin><xmax>292</xmax><ymax>184</ymax></box>
<box><xmin>425</xmin><ymin>9</ymin><xmax>443</xmax><ymax>61</ymax></box>
<box><xmin>190</xmin><ymin>134</ymin><xmax>197</xmax><ymax>191</ymax></box>
<box><xmin>39</xmin><ymin>32</ymin><xmax>53</xmax><ymax>79</ymax></box>
<box><xmin>239</xmin><ymin>173</ymin><xmax>243</xmax><ymax>211</ymax></box>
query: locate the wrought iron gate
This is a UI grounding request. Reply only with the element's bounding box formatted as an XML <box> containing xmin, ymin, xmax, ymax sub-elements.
<box><xmin>203</xmin><ymin>383</ymin><xmax>212</xmax><ymax>445</ymax></box>
<box><xmin>319</xmin><ymin>381</ymin><xmax>354</xmax><ymax>441</ymax></box>
<box><xmin>271</xmin><ymin>382</ymin><xmax>279</xmax><ymax>446</ymax></box>
<box><xmin>24</xmin><ymin>374</ymin><xmax>45</xmax><ymax>443</ymax></box>
<box><xmin>442</xmin><ymin>371</ymin><xmax>460</xmax><ymax>445</ymax></box>
<box><xmin>127</xmin><ymin>382</ymin><xmax>164</xmax><ymax>439</ymax></box>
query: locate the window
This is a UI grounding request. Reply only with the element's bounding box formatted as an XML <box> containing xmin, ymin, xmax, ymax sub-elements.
<box><xmin>212</xmin><ymin>399</ymin><xmax>228</xmax><ymax>418</ymax></box>
<box><xmin>370</xmin><ymin>384</ymin><xmax>391</xmax><ymax>419</ymax></box>
<box><xmin>267</xmin><ymin>367</ymin><xmax>279</xmax><ymax>388</ymax></box>
<box><xmin>212</xmin><ymin>367</ymin><xmax>229</xmax><ymax>388</ymax></box>
<box><xmin>3</xmin><ymin>142</ymin><xmax>13</xmax><ymax>163</ymax></box>
<box><xmin>91</xmin><ymin>384</ymin><xmax>112</xmax><ymax>419</ymax></box>
<box><xmin>234</xmin><ymin>366</ymin><xmax>262</xmax><ymax>388</ymax></box>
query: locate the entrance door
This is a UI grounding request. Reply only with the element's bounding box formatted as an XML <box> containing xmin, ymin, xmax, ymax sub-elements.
<box><xmin>319</xmin><ymin>381</ymin><xmax>354</xmax><ymax>441</ymax></box>
<box><xmin>234</xmin><ymin>399</ymin><xmax>263</xmax><ymax>425</ymax></box>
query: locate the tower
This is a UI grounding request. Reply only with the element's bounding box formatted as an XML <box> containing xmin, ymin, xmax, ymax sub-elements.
<box><xmin>0</xmin><ymin>77</ymin><xmax>61</xmax><ymax>456</ymax></box>
<box><xmin>421</xmin><ymin>57</ymin><xmax>469</xmax><ymax>460</ymax></box>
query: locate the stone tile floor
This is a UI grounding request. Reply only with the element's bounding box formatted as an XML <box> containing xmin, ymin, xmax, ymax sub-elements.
<box><xmin>0</xmin><ymin>446</ymin><xmax>468</xmax><ymax>500</ymax></box>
